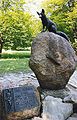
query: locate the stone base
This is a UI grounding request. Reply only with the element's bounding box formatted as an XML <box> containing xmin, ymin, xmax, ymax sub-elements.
<box><xmin>2</xmin><ymin>86</ymin><xmax>41</xmax><ymax>120</ymax></box>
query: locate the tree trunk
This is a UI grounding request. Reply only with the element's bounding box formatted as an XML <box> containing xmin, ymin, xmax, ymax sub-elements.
<box><xmin>0</xmin><ymin>33</ymin><xmax>4</xmax><ymax>57</ymax></box>
<box><xmin>0</xmin><ymin>43</ymin><xmax>3</xmax><ymax>57</ymax></box>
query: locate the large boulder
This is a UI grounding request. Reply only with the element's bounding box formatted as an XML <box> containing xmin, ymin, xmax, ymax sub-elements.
<box><xmin>29</xmin><ymin>32</ymin><xmax>77</xmax><ymax>89</ymax></box>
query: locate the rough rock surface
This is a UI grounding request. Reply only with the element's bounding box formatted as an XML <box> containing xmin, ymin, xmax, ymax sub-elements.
<box><xmin>67</xmin><ymin>70</ymin><xmax>77</xmax><ymax>89</ymax></box>
<box><xmin>42</xmin><ymin>96</ymin><xmax>73</xmax><ymax>120</ymax></box>
<box><xmin>32</xmin><ymin>117</ymin><xmax>43</xmax><ymax>120</ymax></box>
<box><xmin>64</xmin><ymin>70</ymin><xmax>77</xmax><ymax>103</ymax></box>
<box><xmin>67</xmin><ymin>113</ymin><xmax>77</xmax><ymax>120</ymax></box>
<box><xmin>0</xmin><ymin>72</ymin><xmax>77</xmax><ymax>120</ymax></box>
<box><xmin>29</xmin><ymin>32</ymin><xmax>77</xmax><ymax>89</ymax></box>
<box><xmin>0</xmin><ymin>73</ymin><xmax>40</xmax><ymax>120</ymax></box>
<box><xmin>2</xmin><ymin>85</ymin><xmax>41</xmax><ymax>120</ymax></box>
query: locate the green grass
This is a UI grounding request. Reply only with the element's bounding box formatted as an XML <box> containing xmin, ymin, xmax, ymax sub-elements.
<box><xmin>0</xmin><ymin>50</ymin><xmax>32</xmax><ymax>74</ymax></box>
<box><xmin>0</xmin><ymin>58</ymin><xmax>31</xmax><ymax>74</ymax></box>
<box><xmin>1</xmin><ymin>51</ymin><xmax>31</xmax><ymax>59</ymax></box>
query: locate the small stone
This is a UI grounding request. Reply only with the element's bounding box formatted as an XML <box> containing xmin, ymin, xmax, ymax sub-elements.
<box><xmin>66</xmin><ymin>70</ymin><xmax>77</xmax><ymax>103</ymax></box>
<box><xmin>63</xmin><ymin>95</ymin><xmax>72</xmax><ymax>103</ymax></box>
<box><xmin>42</xmin><ymin>96</ymin><xmax>73</xmax><ymax>120</ymax></box>
<box><xmin>67</xmin><ymin>70</ymin><xmax>77</xmax><ymax>89</ymax></box>
<box><xmin>67</xmin><ymin>118</ymin><xmax>77</xmax><ymax>120</ymax></box>
<box><xmin>32</xmin><ymin>117</ymin><xmax>43</xmax><ymax>120</ymax></box>
<box><xmin>41</xmin><ymin>94</ymin><xmax>45</xmax><ymax>100</ymax></box>
<box><xmin>67</xmin><ymin>113</ymin><xmax>77</xmax><ymax>120</ymax></box>
<box><xmin>42</xmin><ymin>88</ymin><xmax>69</xmax><ymax>99</ymax></box>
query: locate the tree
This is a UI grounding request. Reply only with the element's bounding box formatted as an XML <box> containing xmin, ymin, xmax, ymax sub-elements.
<box><xmin>0</xmin><ymin>0</ymin><xmax>34</xmax><ymax>50</ymax></box>
<box><xmin>41</xmin><ymin>0</ymin><xmax>77</xmax><ymax>43</ymax></box>
<box><xmin>0</xmin><ymin>33</ymin><xmax>4</xmax><ymax>57</ymax></box>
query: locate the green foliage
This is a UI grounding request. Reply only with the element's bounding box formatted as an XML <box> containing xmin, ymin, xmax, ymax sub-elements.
<box><xmin>41</xmin><ymin>0</ymin><xmax>77</xmax><ymax>43</ymax></box>
<box><xmin>0</xmin><ymin>0</ymin><xmax>39</xmax><ymax>50</ymax></box>
<box><xmin>0</xmin><ymin>10</ymin><xmax>33</xmax><ymax>49</ymax></box>
<box><xmin>0</xmin><ymin>0</ymin><xmax>25</xmax><ymax>12</ymax></box>
<box><xmin>0</xmin><ymin>0</ymin><xmax>77</xmax><ymax>51</ymax></box>
<box><xmin>72</xmin><ymin>40</ymin><xmax>77</xmax><ymax>54</ymax></box>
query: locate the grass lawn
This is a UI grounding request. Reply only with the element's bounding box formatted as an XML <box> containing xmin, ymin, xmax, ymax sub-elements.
<box><xmin>1</xmin><ymin>50</ymin><xmax>31</xmax><ymax>58</ymax></box>
<box><xmin>0</xmin><ymin>50</ymin><xmax>31</xmax><ymax>74</ymax></box>
<box><xmin>0</xmin><ymin>58</ymin><xmax>31</xmax><ymax>74</ymax></box>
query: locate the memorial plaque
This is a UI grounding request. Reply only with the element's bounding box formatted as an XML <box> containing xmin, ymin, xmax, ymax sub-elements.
<box><xmin>2</xmin><ymin>86</ymin><xmax>39</xmax><ymax>114</ymax></box>
<box><xmin>2</xmin><ymin>88</ymin><xmax>15</xmax><ymax>114</ymax></box>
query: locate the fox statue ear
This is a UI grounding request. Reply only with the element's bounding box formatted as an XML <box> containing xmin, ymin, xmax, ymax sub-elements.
<box><xmin>42</xmin><ymin>9</ymin><xmax>45</xmax><ymax>14</ymax></box>
<box><xmin>37</xmin><ymin>12</ymin><xmax>40</xmax><ymax>15</ymax></box>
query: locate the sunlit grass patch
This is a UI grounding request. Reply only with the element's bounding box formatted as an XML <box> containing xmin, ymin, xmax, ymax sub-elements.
<box><xmin>0</xmin><ymin>58</ymin><xmax>31</xmax><ymax>74</ymax></box>
<box><xmin>1</xmin><ymin>50</ymin><xmax>31</xmax><ymax>59</ymax></box>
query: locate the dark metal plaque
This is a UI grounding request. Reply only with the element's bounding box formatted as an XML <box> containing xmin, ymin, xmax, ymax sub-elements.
<box><xmin>2</xmin><ymin>88</ymin><xmax>15</xmax><ymax>114</ymax></box>
<box><xmin>2</xmin><ymin>86</ymin><xmax>39</xmax><ymax>114</ymax></box>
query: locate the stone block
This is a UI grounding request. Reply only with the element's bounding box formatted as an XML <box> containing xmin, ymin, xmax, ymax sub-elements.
<box><xmin>0</xmin><ymin>72</ymin><xmax>40</xmax><ymax>120</ymax></box>
<box><xmin>42</xmin><ymin>96</ymin><xmax>73</xmax><ymax>120</ymax></box>
<box><xmin>2</xmin><ymin>85</ymin><xmax>41</xmax><ymax>120</ymax></box>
